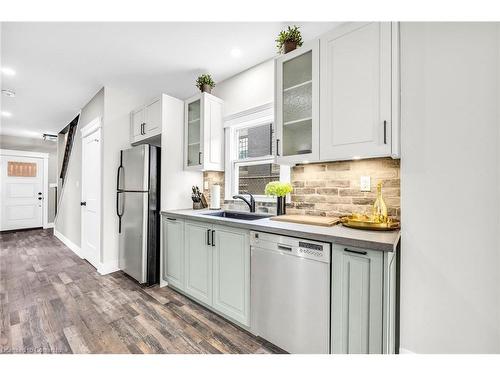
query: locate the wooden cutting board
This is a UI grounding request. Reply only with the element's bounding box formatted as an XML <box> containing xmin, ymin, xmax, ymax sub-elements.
<box><xmin>270</xmin><ymin>215</ymin><xmax>340</xmax><ymax>227</ymax></box>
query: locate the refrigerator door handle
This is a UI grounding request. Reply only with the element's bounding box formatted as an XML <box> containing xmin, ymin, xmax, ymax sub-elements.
<box><xmin>116</xmin><ymin>192</ymin><xmax>125</xmax><ymax>233</ymax></box>
<box><xmin>117</xmin><ymin>165</ymin><xmax>124</xmax><ymax>191</ymax></box>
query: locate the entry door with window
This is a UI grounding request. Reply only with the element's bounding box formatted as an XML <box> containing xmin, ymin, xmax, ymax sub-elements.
<box><xmin>0</xmin><ymin>155</ymin><xmax>44</xmax><ymax>231</ymax></box>
<box><xmin>81</xmin><ymin>121</ymin><xmax>102</xmax><ymax>269</ymax></box>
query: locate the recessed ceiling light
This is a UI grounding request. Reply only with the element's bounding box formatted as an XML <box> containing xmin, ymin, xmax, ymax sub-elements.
<box><xmin>2</xmin><ymin>89</ymin><xmax>16</xmax><ymax>98</ymax></box>
<box><xmin>1</xmin><ymin>67</ymin><xmax>16</xmax><ymax>76</ymax></box>
<box><xmin>230</xmin><ymin>48</ymin><xmax>242</xmax><ymax>58</ymax></box>
<box><xmin>352</xmin><ymin>156</ymin><xmax>361</xmax><ymax>160</ymax></box>
<box><xmin>1</xmin><ymin>111</ymin><xmax>12</xmax><ymax>118</ymax></box>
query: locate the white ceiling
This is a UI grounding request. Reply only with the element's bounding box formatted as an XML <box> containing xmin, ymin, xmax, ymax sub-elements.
<box><xmin>0</xmin><ymin>22</ymin><xmax>339</xmax><ymax>138</ymax></box>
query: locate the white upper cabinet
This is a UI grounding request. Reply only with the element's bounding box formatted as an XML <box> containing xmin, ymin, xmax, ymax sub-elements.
<box><xmin>130</xmin><ymin>97</ymin><xmax>163</xmax><ymax>144</ymax></box>
<box><xmin>275</xmin><ymin>40</ymin><xmax>320</xmax><ymax>165</ymax></box>
<box><xmin>144</xmin><ymin>98</ymin><xmax>162</xmax><ymax>135</ymax></box>
<box><xmin>184</xmin><ymin>93</ymin><xmax>224</xmax><ymax>171</ymax></box>
<box><xmin>319</xmin><ymin>22</ymin><xmax>397</xmax><ymax>161</ymax></box>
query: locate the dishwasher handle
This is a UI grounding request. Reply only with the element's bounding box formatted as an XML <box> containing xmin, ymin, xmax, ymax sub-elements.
<box><xmin>277</xmin><ymin>244</ymin><xmax>293</xmax><ymax>252</ymax></box>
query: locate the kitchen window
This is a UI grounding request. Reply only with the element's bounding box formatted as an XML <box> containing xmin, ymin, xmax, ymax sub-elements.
<box><xmin>224</xmin><ymin>104</ymin><xmax>290</xmax><ymax>201</ymax></box>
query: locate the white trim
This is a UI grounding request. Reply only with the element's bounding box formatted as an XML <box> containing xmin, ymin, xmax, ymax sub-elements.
<box><xmin>45</xmin><ymin>222</ymin><xmax>54</xmax><ymax>229</ymax></box>
<box><xmin>223</xmin><ymin>102</ymin><xmax>273</xmax><ymax>124</ymax></box>
<box><xmin>49</xmin><ymin>182</ymin><xmax>57</xmax><ymax>188</ymax></box>
<box><xmin>0</xmin><ymin>149</ymin><xmax>49</xmax><ymax>159</ymax></box>
<box><xmin>98</xmin><ymin>260</ymin><xmax>119</xmax><ymax>275</ymax></box>
<box><xmin>80</xmin><ymin>116</ymin><xmax>102</xmax><ymax>138</ymax></box>
<box><xmin>399</xmin><ymin>347</ymin><xmax>416</xmax><ymax>354</ymax></box>
<box><xmin>42</xmin><ymin>157</ymin><xmax>49</xmax><ymax>229</ymax></box>
<box><xmin>0</xmin><ymin>148</ymin><xmax>50</xmax><ymax>230</ymax></box>
<box><xmin>54</xmin><ymin>229</ymin><xmax>82</xmax><ymax>258</ymax></box>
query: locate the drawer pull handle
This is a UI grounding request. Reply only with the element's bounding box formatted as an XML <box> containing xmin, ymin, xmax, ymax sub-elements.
<box><xmin>344</xmin><ymin>248</ymin><xmax>367</xmax><ymax>256</ymax></box>
<box><xmin>167</xmin><ymin>217</ymin><xmax>176</xmax><ymax>221</ymax></box>
<box><xmin>278</xmin><ymin>245</ymin><xmax>292</xmax><ymax>252</ymax></box>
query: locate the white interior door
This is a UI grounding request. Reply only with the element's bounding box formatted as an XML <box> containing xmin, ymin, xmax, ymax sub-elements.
<box><xmin>81</xmin><ymin>125</ymin><xmax>101</xmax><ymax>269</ymax></box>
<box><xmin>0</xmin><ymin>155</ymin><xmax>44</xmax><ymax>231</ymax></box>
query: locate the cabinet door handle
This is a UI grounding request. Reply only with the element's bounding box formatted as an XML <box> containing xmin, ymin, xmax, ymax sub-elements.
<box><xmin>383</xmin><ymin>120</ymin><xmax>387</xmax><ymax>144</ymax></box>
<box><xmin>198</xmin><ymin>151</ymin><xmax>202</xmax><ymax>165</ymax></box>
<box><xmin>276</xmin><ymin>139</ymin><xmax>280</xmax><ymax>157</ymax></box>
<box><xmin>207</xmin><ymin>229</ymin><xmax>211</xmax><ymax>246</ymax></box>
<box><xmin>344</xmin><ymin>248</ymin><xmax>367</xmax><ymax>256</ymax></box>
<box><xmin>211</xmin><ymin>230</ymin><xmax>215</xmax><ymax>247</ymax></box>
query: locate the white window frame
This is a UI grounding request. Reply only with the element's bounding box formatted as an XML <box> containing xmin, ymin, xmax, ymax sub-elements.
<box><xmin>224</xmin><ymin>103</ymin><xmax>290</xmax><ymax>203</ymax></box>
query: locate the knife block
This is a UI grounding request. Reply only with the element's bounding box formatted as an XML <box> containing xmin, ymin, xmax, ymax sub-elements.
<box><xmin>193</xmin><ymin>201</ymin><xmax>204</xmax><ymax>210</ymax></box>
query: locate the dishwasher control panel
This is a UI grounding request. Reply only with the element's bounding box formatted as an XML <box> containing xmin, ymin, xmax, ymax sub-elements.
<box><xmin>251</xmin><ymin>231</ymin><xmax>330</xmax><ymax>263</ymax></box>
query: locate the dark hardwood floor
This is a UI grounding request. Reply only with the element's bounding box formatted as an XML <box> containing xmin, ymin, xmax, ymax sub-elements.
<box><xmin>0</xmin><ymin>228</ymin><xmax>283</xmax><ymax>354</ymax></box>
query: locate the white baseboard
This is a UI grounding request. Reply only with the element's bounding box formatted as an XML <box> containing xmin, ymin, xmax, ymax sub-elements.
<box><xmin>399</xmin><ymin>347</ymin><xmax>416</xmax><ymax>354</ymax></box>
<box><xmin>98</xmin><ymin>260</ymin><xmax>120</xmax><ymax>275</ymax></box>
<box><xmin>54</xmin><ymin>229</ymin><xmax>82</xmax><ymax>258</ymax></box>
<box><xmin>44</xmin><ymin>222</ymin><xmax>54</xmax><ymax>229</ymax></box>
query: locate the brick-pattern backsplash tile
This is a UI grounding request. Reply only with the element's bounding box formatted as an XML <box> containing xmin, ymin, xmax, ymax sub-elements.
<box><xmin>204</xmin><ymin>157</ymin><xmax>400</xmax><ymax>220</ymax></box>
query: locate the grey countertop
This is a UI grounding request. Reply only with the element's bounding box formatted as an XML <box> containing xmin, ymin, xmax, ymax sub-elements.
<box><xmin>161</xmin><ymin>209</ymin><xmax>400</xmax><ymax>252</ymax></box>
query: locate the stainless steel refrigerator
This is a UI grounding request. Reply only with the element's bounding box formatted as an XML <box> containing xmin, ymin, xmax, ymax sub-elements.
<box><xmin>116</xmin><ymin>144</ymin><xmax>160</xmax><ymax>285</ymax></box>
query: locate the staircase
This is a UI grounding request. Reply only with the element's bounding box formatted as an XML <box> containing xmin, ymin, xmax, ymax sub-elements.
<box><xmin>59</xmin><ymin>115</ymin><xmax>80</xmax><ymax>184</ymax></box>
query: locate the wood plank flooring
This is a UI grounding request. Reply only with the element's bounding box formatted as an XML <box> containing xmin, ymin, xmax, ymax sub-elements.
<box><xmin>0</xmin><ymin>228</ymin><xmax>284</xmax><ymax>354</ymax></box>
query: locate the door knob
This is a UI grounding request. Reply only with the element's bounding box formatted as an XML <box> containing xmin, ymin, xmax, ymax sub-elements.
<box><xmin>80</xmin><ymin>201</ymin><xmax>87</xmax><ymax>206</ymax></box>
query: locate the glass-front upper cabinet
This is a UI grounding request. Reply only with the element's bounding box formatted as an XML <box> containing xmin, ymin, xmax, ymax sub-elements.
<box><xmin>184</xmin><ymin>93</ymin><xmax>224</xmax><ymax>171</ymax></box>
<box><xmin>186</xmin><ymin>98</ymin><xmax>201</xmax><ymax>167</ymax></box>
<box><xmin>275</xmin><ymin>39</ymin><xmax>319</xmax><ymax>165</ymax></box>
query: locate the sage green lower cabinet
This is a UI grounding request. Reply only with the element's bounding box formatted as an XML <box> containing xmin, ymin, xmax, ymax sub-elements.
<box><xmin>162</xmin><ymin>217</ymin><xmax>185</xmax><ymax>290</ymax></box>
<box><xmin>212</xmin><ymin>225</ymin><xmax>250</xmax><ymax>326</ymax></box>
<box><xmin>184</xmin><ymin>220</ymin><xmax>213</xmax><ymax>305</ymax></box>
<box><xmin>161</xmin><ymin>217</ymin><xmax>251</xmax><ymax>327</ymax></box>
<box><xmin>332</xmin><ymin>244</ymin><xmax>384</xmax><ymax>354</ymax></box>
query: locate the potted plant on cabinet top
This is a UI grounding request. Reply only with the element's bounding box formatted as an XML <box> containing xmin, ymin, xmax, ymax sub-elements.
<box><xmin>196</xmin><ymin>74</ymin><xmax>216</xmax><ymax>94</ymax></box>
<box><xmin>265</xmin><ymin>181</ymin><xmax>293</xmax><ymax>216</ymax></box>
<box><xmin>276</xmin><ymin>25</ymin><xmax>304</xmax><ymax>54</ymax></box>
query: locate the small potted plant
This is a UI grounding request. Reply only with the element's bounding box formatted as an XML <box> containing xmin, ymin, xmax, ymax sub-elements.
<box><xmin>196</xmin><ymin>74</ymin><xmax>216</xmax><ymax>94</ymax></box>
<box><xmin>275</xmin><ymin>25</ymin><xmax>303</xmax><ymax>54</ymax></box>
<box><xmin>265</xmin><ymin>181</ymin><xmax>293</xmax><ymax>216</ymax></box>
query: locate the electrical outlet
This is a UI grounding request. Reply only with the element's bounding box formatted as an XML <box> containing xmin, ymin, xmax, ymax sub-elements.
<box><xmin>360</xmin><ymin>176</ymin><xmax>371</xmax><ymax>192</ymax></box>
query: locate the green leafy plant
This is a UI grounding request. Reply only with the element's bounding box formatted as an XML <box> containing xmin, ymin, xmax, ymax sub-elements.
<box><xmin>196</xmin><ymin>74</ymin><xmax>216</xmax><ymax>90</ymax></box>
<box><xmin>265</xmin><ymin>181</ymin><xmax>293</xmax><ymax>197</ymax></box>
<box><xmin>275</xmin><ymin>25</ymin><xmax>303</xmax><ymax>54</ymax></box>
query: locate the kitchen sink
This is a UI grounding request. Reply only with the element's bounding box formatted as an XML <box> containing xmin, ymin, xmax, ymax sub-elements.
<box><xmin>201</xmin><ymin>211</ymin><xmax>272</xmax><ymax>221</ymax></box>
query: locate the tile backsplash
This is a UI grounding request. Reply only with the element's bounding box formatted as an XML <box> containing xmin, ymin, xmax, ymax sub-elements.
<box><xmin>203</xmin><ymin>157</ymin><xmax>400</xmax><ymax>220</ymax></box>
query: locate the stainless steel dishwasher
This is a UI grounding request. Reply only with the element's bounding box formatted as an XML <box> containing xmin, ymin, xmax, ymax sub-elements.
<box><xmin>250</xmin><ymin>231</ymin><xmax>331</xmax><ymax>354</ymax></box>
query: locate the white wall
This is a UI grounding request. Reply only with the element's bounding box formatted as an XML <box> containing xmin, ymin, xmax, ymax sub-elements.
<box><xmin>400</xmin><ymin>22</ymin><xmax>500</xmax><ymax>353</ymax></box>
<box><xmin>101</xmin><ymin>87</ymin><xmax>151</xmax><ymax>271</ymax></box>
<box><xmin>213</xmin><ymin>59</ymin><xmax>274</xmax><ymax>117</ymax></box>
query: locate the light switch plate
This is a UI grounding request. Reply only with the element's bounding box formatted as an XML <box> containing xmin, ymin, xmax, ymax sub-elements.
<box><xmin>360</xmin><ymin>176</ymin><xmax>371</xmax><ymax>192</ymax></box>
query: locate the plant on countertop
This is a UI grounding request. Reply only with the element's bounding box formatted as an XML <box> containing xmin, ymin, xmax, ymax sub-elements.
<box><xmin>275</xmin><ymin>25</ymin><xmax>303</xmax><ymax>54</ymax></box>
<box><xmin>265</xmin><ymin>181</ymin><xmax>293</xmax><ymax>197</ymax></box>
<box><xmin>196</xmin><ymin>74</ymin><xmax>216</xmax><ymax>93</ymax></box>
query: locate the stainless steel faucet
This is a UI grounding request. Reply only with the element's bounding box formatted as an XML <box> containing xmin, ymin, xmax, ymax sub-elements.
<box><xmin>232</xmin><ymin>192</ymin><xmax>256</xmax><ymax>213</ymax></box>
